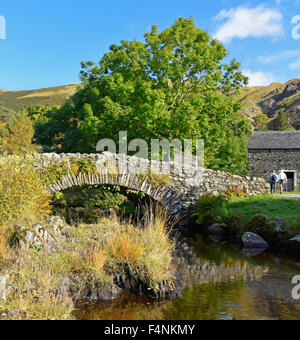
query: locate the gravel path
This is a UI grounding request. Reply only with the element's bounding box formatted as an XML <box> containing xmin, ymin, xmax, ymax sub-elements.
<box><xmin>274</xmin><ymin>194</ymin><xmax>300</xmax><ymax>199</ymax></box>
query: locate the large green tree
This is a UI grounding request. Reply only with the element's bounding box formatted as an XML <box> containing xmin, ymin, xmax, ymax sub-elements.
<box><xmin>35</xmin><ymin>17</ymin><xmax>251</xmax><ymax>174</ymax></box>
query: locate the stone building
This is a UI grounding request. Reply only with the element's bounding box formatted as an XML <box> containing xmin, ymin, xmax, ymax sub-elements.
<box><xmin>248</xmin><ymin>131</ymin><xmax>300</xmax><ymax>191</ymax></box>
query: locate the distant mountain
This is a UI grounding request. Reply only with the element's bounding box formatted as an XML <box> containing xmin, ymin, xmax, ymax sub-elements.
<box><xmin>0</xmin><ymin>84</ymin><xmax>79</xmax><ymax>121</ymax></box>
<box><xmin>238</xmin><ymin>78</ymin><xmax>300</xmax><ymax>130</ymax></box>
<box><xmin>1</xmin><ymin>80</ymin><xmax>299</xmax><ymax>130</ymax></box>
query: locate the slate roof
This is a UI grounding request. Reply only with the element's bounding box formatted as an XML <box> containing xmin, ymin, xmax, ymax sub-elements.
<box><xmin>248</xmin><ymin>131</ymin><xmax>300</xmax><ymax>150</ymax></box>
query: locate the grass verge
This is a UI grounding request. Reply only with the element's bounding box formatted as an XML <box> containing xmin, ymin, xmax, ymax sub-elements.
<box><xmin>228</xmin><ymin>195</ymin><xmax>300</xmax><ymax>230</ymax></box>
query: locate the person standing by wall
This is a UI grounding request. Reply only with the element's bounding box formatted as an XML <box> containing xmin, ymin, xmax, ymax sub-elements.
<box><xmin>278</xmin><ymin>170</ymin><xmax>288</xmax><ymax>194</ymax></box>
<box><xmin>270</xmin><ymin>170</ymin><xmax>279</xmax><ymax>194</ymax></box>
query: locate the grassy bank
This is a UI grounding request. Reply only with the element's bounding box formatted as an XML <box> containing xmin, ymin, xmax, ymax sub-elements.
<box><xmin>229</xmin><ymin>195</ymin><xmax>300</xmax><ymax>230</ymax></box>
<box><xmin>194</xmin><ymin>194</ymin><xmax>300</xmax><ymax>240</ymax></box>
<box><xmin>0</xmin><ymin>210</ymin><xmax>176</xmax><ymax>320</ymax></box>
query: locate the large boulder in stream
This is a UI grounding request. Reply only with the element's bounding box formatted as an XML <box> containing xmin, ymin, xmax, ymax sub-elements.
<box><xmin>242</xmin><ymin>232</ymin><xmax>269</xmax><ymax>250</ymax></box>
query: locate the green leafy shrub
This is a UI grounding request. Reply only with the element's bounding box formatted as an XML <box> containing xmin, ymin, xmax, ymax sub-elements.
<box><xmin>193</xmin><ymin>194</ymin><xmax>229</xmax><ymax>225</ymax></box>
<box><xmin>52</xmin><ymin>185</ymin><xmax>127</xmax><ymax>212</ymax></box>
<box><xmin>0</xmin><ymin>156</ymin><xmax>52</xmax><ymax>226</ymax></box>
<box><xmin>41</xmin><ymin>161</ymin><xmax>69</xmax><ymax>186</ymax></box>
<box><xmin>42</xmin><ymin>158</ymin><xmax>97</xmax><ymax>186</ymax></box>
<box><xmin>213</xmin><ymin>205</ymin><xmax>233</xmax><ymax>227</ymax></box>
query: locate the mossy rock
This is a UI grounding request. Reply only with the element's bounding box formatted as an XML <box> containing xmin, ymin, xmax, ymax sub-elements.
<box><xmin>263</xmin><ymin>218</ymin><xmax>293</xmax><ymax>245</ymax></box>
<box><xmin>248</xmin><ymin>216</ymin><xmax>292</xmax><ymax>246</ymax></box>
<box><xmin>247</xmin><ymin>215</ymin><xmax>268</xmax><ymax>235</ymax></box>
<box><xmin>227</xmin><ymin>214</ymin><xmax>244</xmax><ymax>238</ymax></box>
<box><xmin>8</xmin><ymin>224</ymin><xmax>59</xmax><ymax>252</ymax></box>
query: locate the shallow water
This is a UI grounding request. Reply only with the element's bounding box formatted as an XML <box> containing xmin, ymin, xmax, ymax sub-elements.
<box><xmin>75</xmin><ymin>234</ymin><xmax>300</xmax><ymax>320</ymax></box>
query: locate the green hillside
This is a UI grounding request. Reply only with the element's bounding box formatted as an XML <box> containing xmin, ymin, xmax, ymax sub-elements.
<box><xmin>1</xmin><ymin>79</ymin><xmax>299</xmax><ymax>130</ymax></box>
<box><xmin>238</xmin><ymin>78</ymin><xmax>300</xmax><ymax>130</ymax></box>
<box><xmin>0</xmin><ymin>84</ymin><xmax>79</xmax><ymax>121</ymax></box>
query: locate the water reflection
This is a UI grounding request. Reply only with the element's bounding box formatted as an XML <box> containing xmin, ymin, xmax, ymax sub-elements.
<box><xmin>75</xmin><ymin>235</ymin><xmax>300</xmax><ymax>320</ymax></box>
<box><xmin>175</xmin><ymin>236</ymin><xmax>268</xmax><ymax>287</ymax></box>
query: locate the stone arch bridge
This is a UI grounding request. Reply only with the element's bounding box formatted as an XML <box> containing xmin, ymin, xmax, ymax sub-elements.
<box><xmin>30</xmin><ymin>152</ymin><xmax>268</xmax><ymax>220</ymax></box>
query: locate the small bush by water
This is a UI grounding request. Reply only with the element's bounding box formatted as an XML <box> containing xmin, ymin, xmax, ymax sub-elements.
<box><xmin>193</xmin><ymin>194</ymin><xmax>233</xmax><ymax>228</ymax></box>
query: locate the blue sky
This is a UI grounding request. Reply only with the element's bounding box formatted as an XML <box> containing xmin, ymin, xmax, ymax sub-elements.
<box><xmin>0</xmin><ymin>0</ymin><xmax>299</xmax><ymax>90</ymax></box>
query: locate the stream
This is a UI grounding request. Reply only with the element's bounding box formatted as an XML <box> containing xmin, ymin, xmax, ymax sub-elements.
<box><xmin>54</xmin><ymin>207</ymin><xmax>300</xmax><ymax>320</ymax></box>
<box><xmin>75</xmin><ymin>234</ymin><xmax>300</xmax><ymax>320</ymax></box>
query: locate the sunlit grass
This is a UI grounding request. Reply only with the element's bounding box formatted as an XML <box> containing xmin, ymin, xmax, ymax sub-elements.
<box><xmin>229</xmin><ymin>195</ymin><xmax>300</xmax><ymax>229</ymax></box>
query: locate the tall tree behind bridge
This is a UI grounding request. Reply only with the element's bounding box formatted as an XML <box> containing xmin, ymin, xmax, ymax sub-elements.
<box><xmin>35</xmin><ymin>17</ymin><xmax>251</xmax><ymax>174</ymax></box>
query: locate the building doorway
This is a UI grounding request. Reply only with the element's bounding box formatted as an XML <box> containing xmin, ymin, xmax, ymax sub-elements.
<box><xmin>284</xmin><ymin>171</ymin><xmax>296</xmax><ymax>192</ymax></box>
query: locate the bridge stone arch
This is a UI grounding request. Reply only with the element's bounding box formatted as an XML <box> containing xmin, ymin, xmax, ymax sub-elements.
<box><xmin>48</xmin><ymin>171</ymin><xmax>186</xmax><ymax>215</ymax></box>
<box><xmin>29</xmin><ymin>152</ymin><xmax>268</xmax><ymax>222</ymax></box>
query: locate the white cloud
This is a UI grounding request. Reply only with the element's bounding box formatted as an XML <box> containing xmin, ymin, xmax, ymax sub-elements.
<box><xmin>243</xmin><ymin>70</ymin><xmax>277</xmax><ymax>86</ymax></box>
<box><xmin>289</xmin><ymin>58</ymin><xmax>300</xmax><ymax>69</ymax></box>
<box><xmin>258</xmin><ymin>50</ymin><xmax>300</xmax><ymax>63</ymax></box>
<box><xmin>214</xmin><ymin>5</ymin><xmax>283</xmax><ymax>43</ymax></box>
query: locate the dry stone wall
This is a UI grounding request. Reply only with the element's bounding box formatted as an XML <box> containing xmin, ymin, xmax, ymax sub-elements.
<box><xmin>249</xmin><ymin>150</ymin><xmax>300</xmax><ymax>189</ymax></box>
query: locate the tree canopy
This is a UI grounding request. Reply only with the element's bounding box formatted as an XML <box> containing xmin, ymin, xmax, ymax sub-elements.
<box><xmin>34</xmin><ymin>17</ymin><xmax>251</xmax><ymax>174</ymax></box>
<box><xmin>273</xmin><ymin>109</ymin><xmax>294</xmax><ymax>131</ymax></box>
<box><xmin>0</xmin><ymin>110</ymin><xmax>38</xmax><ymax>155</ymax></box>
<box><xmin>254</xmin><ymin>114</ymin><xmax>269</xmax><ymax>132</ymax></box>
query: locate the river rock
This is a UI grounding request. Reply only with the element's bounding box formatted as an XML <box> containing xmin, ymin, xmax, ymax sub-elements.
<box><xmin>247</xmin><ymin>215</ymin><xmax>268</xmax><ymax>234</ymax></box>
<box><xmin>207</xmin><ymin>223</ymin><xmax>226</xmax><ymax>236</ymax></box>
<box><xmin>89</xmin><ymin>284</ymin><xmax>122</xmax><ymax>301</ymax></box>
<box><xmin>10</xmin><ymin>219</ymin><xmax>69</xmax><ymax>253</ymax></box>
<box><xmin>287</xmin><ymin>235</ymin><xmax>300</xmax><ymax>256</ymax></box>
<box><xmin>242</xmin><ymin>248</ymin><xmax>267</xmax><ymax>257</ymax></box>
<box><xmin>242</xmin><ymin>232</ymin><xmax>269</xmax><ymax>250</ymax></box>
<box><xmin>290</xmin><ymin>235</ymin><xmax>300</xmax><ymax>243</ymax></box>
<box><xmin>262</xmin><ymin>217</ymin><xmax>292</xmax><ymax>246</ymax></box>
<box><xmin>208</xmin><ymin>234</ymin><xmax>224</xmax><ymax>243</ymax></box>
<box><xmin>73</xmin><ymin>278</ymin><xmax>122</xmax><ymax>302</ymax></box>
